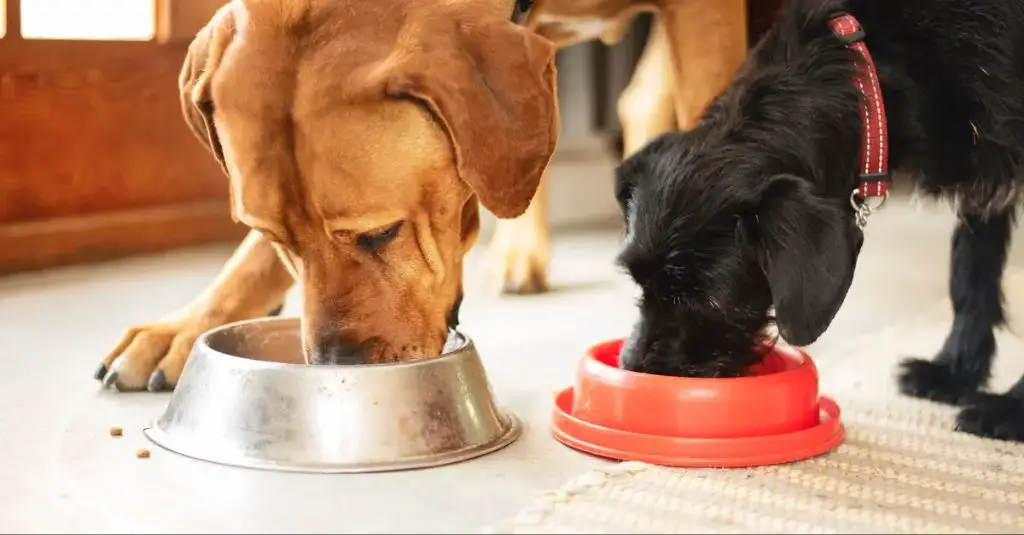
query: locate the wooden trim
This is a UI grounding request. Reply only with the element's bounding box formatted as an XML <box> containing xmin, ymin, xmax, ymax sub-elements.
<box><xmin>0</xmin><ymin>199</ymin><xmax>248</xmax><ymax>275</ymax></box>
<box><xmin>155</xmin><ymin>0</ymin><xmax>223</xmax><ymax>44</ymax></box>
<box><xmin>154</xmin><ymin>0</ymin><xmax>173</xmax><ymax>43</ymax></box>
<box><xmin>4</xmin><ymin>0</ymin><xmax>20</xmax><ymax>39</ymax></box>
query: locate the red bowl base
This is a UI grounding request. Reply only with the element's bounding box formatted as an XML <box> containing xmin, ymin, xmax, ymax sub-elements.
<box><xmin>550</xmin><ymin>388</ymin><xmax>845</xmax><ymax>469</ymax></box>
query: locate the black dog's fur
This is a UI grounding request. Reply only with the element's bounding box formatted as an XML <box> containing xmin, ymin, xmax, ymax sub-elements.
<box><xmin>614</xmin><ymin>0</ymin><xmax>1024</xmax><ymax>441</ymax></box>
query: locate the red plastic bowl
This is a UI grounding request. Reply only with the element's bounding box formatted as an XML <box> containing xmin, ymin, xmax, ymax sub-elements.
<box><xmin>551</xmin><ymin>338</ymin><xmax>845</xmax><ymax>468</ymax></box>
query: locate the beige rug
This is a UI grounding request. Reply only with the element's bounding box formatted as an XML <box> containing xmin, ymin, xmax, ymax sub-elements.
<box><xmin>486</xmin><ymin>395</ymin><xmax>1024</xmax><ymax>534</ymax></box>
<box><xmin>487</xmin><ymin>275</ymin><xmax>1024</xmax><ymax>534</ymax></box>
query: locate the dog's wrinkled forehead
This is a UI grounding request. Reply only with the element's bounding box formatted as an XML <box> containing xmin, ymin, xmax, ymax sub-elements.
<box><xmin>222</xmin><ymin>0</ymin><xmax>523</xmax><ymax>102</ymax></box>
<box><xmin>204</xmin><ymin>0</ymin><xmax>510</xmax><ymax>223</ymax></box>
<box><xmin>187</xmin><ymin>0</ymin><xmax>558</xmax><ymax>230</ymax></box>
<box><xmin>210</xmin><ymin>1</ymin><xmax>463</xmax><ymax>121</ymax></box>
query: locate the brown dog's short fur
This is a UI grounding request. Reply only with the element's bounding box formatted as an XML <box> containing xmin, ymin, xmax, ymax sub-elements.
<box><xmin>96</xmin><ymin>0</ymin><xmax>558</xmax><ymax>390</ymax></box>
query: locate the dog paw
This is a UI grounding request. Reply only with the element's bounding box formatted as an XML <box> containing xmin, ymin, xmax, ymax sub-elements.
<box><xmin>955</xmin><ymin>394</ymin><xmax>1024</xmax><ymax>442</ymax></box>
<box><xmin>497</xmin><ymin>253</ymin><xmax>549</xmax><ymax>295</ymax></box>
<box><xmin>94</xmin><ymin>318</ymin><xmax>211</xmax><ymax>392</ymax></box>
<box><xmin>896</xmin><ymin>357</ymin><xmax>976</xmax><ymax>405</ymax></box>
<box><xmin>484</xmin><ymin>220</ymin><xmax>550</xmax><ymax>296</ymax></box>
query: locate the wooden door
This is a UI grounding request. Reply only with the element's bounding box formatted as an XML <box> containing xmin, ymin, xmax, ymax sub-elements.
<box><xmin>0</xmin><ymin>0</ymin><xmax>246</xmax><ymax>275</ymax></box>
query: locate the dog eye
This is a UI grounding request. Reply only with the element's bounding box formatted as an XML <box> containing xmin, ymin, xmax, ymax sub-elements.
<box><xmin>356</xmin><ymin>221</ymin><xmax>404</xmax><ymax>253</ymax></box>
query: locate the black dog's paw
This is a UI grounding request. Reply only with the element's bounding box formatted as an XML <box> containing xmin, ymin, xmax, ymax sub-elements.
<box><xmin>955</xmin><ymin>394</ymin><xmax>1024</xmax><ymax>442</ymax></box>
<box><xmin>897</xmin><ymin>357</ymin><xmax>976</xmax><ymax>405</ymax></box>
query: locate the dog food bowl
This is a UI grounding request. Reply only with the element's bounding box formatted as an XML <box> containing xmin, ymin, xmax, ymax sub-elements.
<box><xmin>550</xmin><ymin>339</ymin><xmax>844</xmax><ymax>468</ymax></box>
<box><xmin>143</xmin><ymin>317</ymin><xmax>520</xmax><ymax>473</ymax></box>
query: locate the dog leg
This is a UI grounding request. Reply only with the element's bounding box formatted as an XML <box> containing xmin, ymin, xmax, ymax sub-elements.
<box><xmin>898</xmin><ymin>212</ymin><xmax>1014</xmax><ymax>405</ymax></box>
<box><xmin>617</xmin><ymin>18</ymin><xmax>677</xmax><ymax>157</ymax></box>
<box><xmin>956</xmin><ymin>374</ymin><xmax>1024</xmax><ymax>442</ymax></box>
<box><xmin>485</xmin><ymin>170</ymin><xmax>551</xmax><ymax>295</ymax></box>
<box><xmin>659</xmin><ymin>0</ymin><xmax>747</xmax><ymax>130</ymax></box>
<box><xmin>95</xmin><ymin>229</ymin><xmax>295</xmax><ymax>391</ymax></box>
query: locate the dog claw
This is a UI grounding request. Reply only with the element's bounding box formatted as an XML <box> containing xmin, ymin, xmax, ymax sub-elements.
<box><xmin>93</xmin><ymin>363</ymin><xmax>109</xmax><ymax>381</ymax></box>
<box><xmin>102</xmin><ymin>371</ymin><xmax>119</xmax><ymax>389</ymax></box>
<box><xmin>147</xmin><ymin>369</ymin><xmax>168</xmax><ymax>392</ymax></box>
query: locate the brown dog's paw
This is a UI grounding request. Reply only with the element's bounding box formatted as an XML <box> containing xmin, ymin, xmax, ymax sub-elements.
<box><xmin>498</xmin><ymin>254</ymin><xmax>549</xmax><ymax>295</ymax></box>
<box><xmin>485</xmin><ymin>219</ymin><xmax>551</xmax><ymax>295</ymax></box>
<box><xmin>94</xmin><ymin>319</ymin><xmax>208</xmax><ymax>392</ymax></box>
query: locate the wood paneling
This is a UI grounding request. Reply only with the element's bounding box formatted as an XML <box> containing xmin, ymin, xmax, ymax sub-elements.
<box><xmin>4</xmin><ymin>0</ymin><xmax>20</xmax><ymax>39</ymax></box>
<box><xmin>0</xmin><ymin>39</ymin><xmax>228</xmax><ymax>223</ymax></box>
<box><xmin>0</xmin><ymin>199</ymin><xmax>246</xmax><ymax>275</ymax></box>
<box><xmin>0</xmin><ymin>0</ymin><xmax>242</xmax><ymax>274</ymax></box>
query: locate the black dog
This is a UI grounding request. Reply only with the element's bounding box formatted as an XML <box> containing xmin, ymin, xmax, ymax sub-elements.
<box><xmin>614</xmin><ymin>0</ymin><xmax>1024</xmax><ymax>441</ymax></box>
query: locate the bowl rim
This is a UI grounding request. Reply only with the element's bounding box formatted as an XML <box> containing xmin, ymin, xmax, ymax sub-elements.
<box><xmin>194</xmin><ymin>316</ymin><xmax>476</xmax><ymax>371</ymax></box>
<box><xmin>550</xmin><ymin>388</ymin><xmax>844</xmax><ymax>468</ymax></box>
<box><xmin>144</xmin><ymin>411</ymin><xmax>523</xmax><ymax>474</ymax></box>
<box><xmin>582</xmin><ymin>337</ymin><xmax>817</xmax><ymax>389</ymax></box>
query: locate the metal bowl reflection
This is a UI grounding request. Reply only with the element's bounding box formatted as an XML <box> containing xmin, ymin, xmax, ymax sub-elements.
<box><xmin>143</xmin><ymin>317</ymin><xmax>520</xmax><ymax>473</ymax></box>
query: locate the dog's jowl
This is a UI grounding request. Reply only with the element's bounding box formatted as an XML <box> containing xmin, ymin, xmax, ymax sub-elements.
<box><xmin>615</xmin><ymin>0</ymin><xmax>1024</xmax><ymax>441</ymax></box>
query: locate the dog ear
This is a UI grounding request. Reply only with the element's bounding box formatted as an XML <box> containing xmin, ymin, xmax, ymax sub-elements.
<box><xmin>385</xmin><ymin>14</ymin><xmax>559</xmax><ymax>219</ymax></box>
<box><xmin>178</xmin><ymin>5</ymin><xmax>237</xmax><ymax>174</ymax></box>
<box><xmin>758</xmin><ymin>174</ymin><xmax>863</xmax><ymax>346</ymax></box>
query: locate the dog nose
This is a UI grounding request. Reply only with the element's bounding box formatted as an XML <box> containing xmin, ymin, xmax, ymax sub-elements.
<box><xmin>310</xmin><ymin>334</ymin><xmax>367</xmax><ymax>365</ymax></box>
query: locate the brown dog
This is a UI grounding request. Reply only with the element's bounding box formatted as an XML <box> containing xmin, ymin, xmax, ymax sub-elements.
<box><xmin>485</xmin><ymin>0</ymin><xmax>750</xmax><ymax>294</ymax></box>
<box><xmin>94</xmin><ymin>0</ymin><xmax>559</xmax><ymax>391</ymax></box>
<box><xmin>95</xmin><ymin>0</ymin><xmax>753</xmax><ymax>391</ymax></box>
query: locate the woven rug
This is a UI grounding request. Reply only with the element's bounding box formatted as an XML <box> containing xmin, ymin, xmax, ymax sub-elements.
<box><xmin>486</xmin><ymin>395</ymin><xmax>1024</xmax><ymax>534</ymax></box>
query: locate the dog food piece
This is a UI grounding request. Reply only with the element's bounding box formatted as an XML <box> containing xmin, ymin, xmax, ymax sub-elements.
<box><xmin>109</xmin><ymin>426</ymin><xmax>123</xmax><ymax>437</ymax></box>
<box><xmin>136</xmin><ymin>448</ymin><xmax>151</xmax><ymax>459</ymax></box>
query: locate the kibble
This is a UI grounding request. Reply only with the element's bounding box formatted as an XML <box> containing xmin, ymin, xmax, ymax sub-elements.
<box><xmin>136</xmin><ymin>448</ymin><xmax>151</xmax><ymax>459</ymax></box>
<box><xmin>109</xmin><ymin>426</ymin><xmax>123</xmax><ymax>437</ymax></box>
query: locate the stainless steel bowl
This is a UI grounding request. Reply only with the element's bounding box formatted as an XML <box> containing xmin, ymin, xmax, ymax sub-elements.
<box><xmin>143</xmin><ymin>317</ymin><xmax>520</xmax><ymax>473</ymax></box>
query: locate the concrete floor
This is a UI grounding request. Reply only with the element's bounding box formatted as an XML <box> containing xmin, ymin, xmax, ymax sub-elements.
<box><xmin>1</xmin><ymin>192</ymin><xmax>1023</xmax><ymax>533</ymax></box>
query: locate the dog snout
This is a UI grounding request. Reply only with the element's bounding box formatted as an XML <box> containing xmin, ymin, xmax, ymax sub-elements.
<box><xmin>310</xmin><ymin>333</ymin><xmax>368</xmax><ymax>365</ymax></box>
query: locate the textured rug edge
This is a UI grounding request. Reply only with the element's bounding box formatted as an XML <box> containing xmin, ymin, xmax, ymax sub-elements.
<box><xmin>481</xmin><ymin>461</ymin><xmax>656</xmax><ymax>535</ymax></box>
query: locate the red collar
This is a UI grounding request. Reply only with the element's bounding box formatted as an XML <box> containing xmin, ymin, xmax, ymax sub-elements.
<box><xmin>828</xmin><ymin>14</ymin><xmax>890</xmax><ymax>201</ymax></box>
